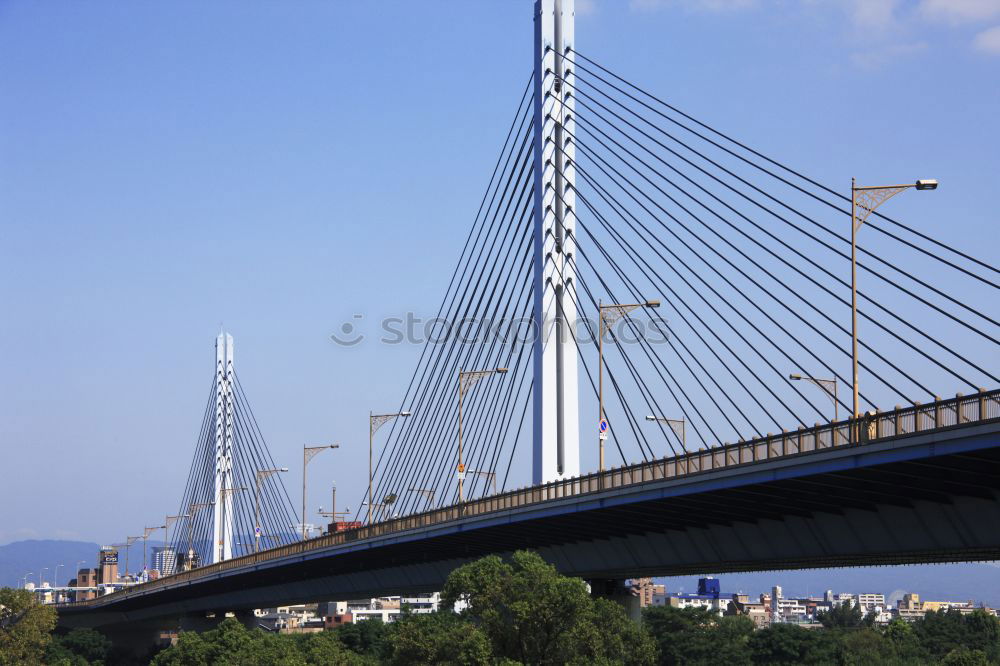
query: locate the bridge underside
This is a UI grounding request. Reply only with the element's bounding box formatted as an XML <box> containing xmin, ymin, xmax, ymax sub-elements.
<box><xmin>60</xmin><ymin>423</ymin><xmax>1000</xmax><ymax>629</ymax></box>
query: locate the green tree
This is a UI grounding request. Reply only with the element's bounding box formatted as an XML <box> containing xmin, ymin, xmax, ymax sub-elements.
<box><xmin>838</xmin><ymin>627</ymin><xmax>897</xmax><ymax>666</ymax></box>
<box><xmin>441</xmin><ymin>550</ymin><xmax>655</xmax><ymax>665</ymax></box>
<box><xmin>0</xmin><ymin>587</ymin><xmax>57</xmax><ymax>666</ymax></box>
<box><xmin>333</xmin><ymin>617</ymin><xmax>386</xmax><ymax>657</ymax></box>
<box><xmin>296</xmin><ymin>630</ymin><xmax>373</xmax><ymax>665</ymax></box>
<box><xmin>47</xmin><ymin>627</ymin><xmax>112</xmax><ymax>664</ymax></box>
<box><xmin>882</xmin><ymin>617</ymin><xmax>928</xmax><ymax>663</ymax></box>
<box><xmin>816</xmin><ymin>601</ymin><xmax>864</xmax><ymax>628</ymax></box>
<box><xmin>748</xmin><ymin>623</ymin><xmax>817</xmax><ymax>665</ymax></box>
<box><xmin>643</xmin><ymin>606</ymin><xmax>752</xmax><ymax>666</ymax></box>
<box><xmin>940</xmin><ymin>646</ymin><xmax>990</xmax><ymax>666</ymax></box>
<box><xmin>380</xmin><ymin>610</ymin><xmax>491</xmax><ymax>666</ymax></box>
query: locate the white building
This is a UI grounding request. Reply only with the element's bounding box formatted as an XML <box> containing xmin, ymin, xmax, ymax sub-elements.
<box><xmin>855</xmin><ymin>593</ymin><xmax>885</xmax><ymax>611</ymax></box>
<box><xmin>152</xmin><ymin>547</ymin><xmax>177</xmax><ymax>577</ymax></box>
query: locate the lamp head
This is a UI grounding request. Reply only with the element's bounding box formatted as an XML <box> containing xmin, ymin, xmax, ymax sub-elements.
<box><xmin>789</xmin><ymin>373</ymin><xmax>802</xmax><ymax>380</ymax></box>
<box><xmin>401</xmin><ymin>411</ymin><xmax>412</xmax><ymax>416</ymax></box>
<box><xmin>495</xmin><ymin>367</ymin><xmax>509</xmax><ymax>373</ymax></box>
<box><xmin>646</xmin><ymin>299</ymin><xmax>661</xmax><ymax>308</ymax></box>
<box><xmin>915</xmin><ymin>179</ymin><xmax>938</xmax><ymax>191</ymax></box>
<box><xmin>280</xmin><ymin>467</ymin><xmax>289</xmax><ymax>472</ymax></box>
<box><xmin>645</xmin><ymin>415</ymin><xmax>656</xmax><ymax>421</ymax></box>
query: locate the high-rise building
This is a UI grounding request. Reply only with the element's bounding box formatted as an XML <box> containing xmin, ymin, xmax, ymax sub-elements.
<box><xmin>152</xmin><ymin>547</ymin><xmax>177</xmax><ymax>577</ymax></box>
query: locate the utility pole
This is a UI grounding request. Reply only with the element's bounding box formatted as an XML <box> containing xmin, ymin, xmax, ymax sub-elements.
<box><xmin>533</xmin><ymin>0</ymin><xmax>581</xmax><ymax>485</ymax></box>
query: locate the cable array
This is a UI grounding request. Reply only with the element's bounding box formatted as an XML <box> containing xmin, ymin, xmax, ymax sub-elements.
<box><xmin>168</xmin><ymin>372</ymin><xmax>299</xmax><ymax>567</ymax></box>
<box><xmin>366</xmin><ymin>52</ymin><xmax>997</xmax><ymax>518</ymax></box>
<box><xmin>356</xmin><ymin>76</ymin><xmax>540</xmax><ymax>520</ymax></box>
<box><xmin>549</xmin><ymin>47</ymin><xmax>998</xmax><ymax>465</ymax></box>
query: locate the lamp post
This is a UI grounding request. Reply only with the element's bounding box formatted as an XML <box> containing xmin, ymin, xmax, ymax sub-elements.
<box><xmin>369</xmin><ymin>410</ymin><xmax>411</xmax><ymax>524</ymax></box>
<box><xmin>645</xmin><ymin>415</ymin><xmax>685</xmax><ymax>449</ymax></box>
<box><xmin>53</xmin><ymin>563</ymin><xmax>64</xmax><ymax>587</ymax></box>
<box><xmin>218</xmin><ymin>487</ymin><xmax>247</xmax><ymax>557</ymax></box>
<box><xmin>303</xmin><ymin>445</ymin><xmax>338</xmax><ymax>540</ymax></box>
<box><xmin>458</xmin><ymin>368</ymin><xmax>507</xmax><ymax>503</ymax></box>
<box><xmin>164</xmin><ymin>514</ymin><xmax>189</xmax><ymax>572</ymax></box>
<box><xmin>185</xmin><ymin>502</ymin><xmax>213</xmax><ymax>570</ymax></box>
<box><xmin>599</xmin><ymin>300</ymin><xmax>660</xmax><ymax>471</ymax></box>
<box><xmin>407</xmin><ymin>487</ymin><xmax>436</xmax><ymax>510</ymax></box>
<box><xmin>142</xmin><ymin>525</ymin><xmax>163</xmax><ymax>575</ymax></box>
<box><xmin>850</xmin><ymin>178</ymin><xmax>937</xmax><ymax>439</ymax></box>
<box><xmin>124</xmin><ymin>538</ymin><xmax>138</xmax><ymax>579</ymax></box>
<box><xmin>255</xmin><ymin>467</ymin><xmax>288</xmax><ymax>552</ymax></box>
<box><xmin>466</xmin><ymin>469</ymin><xmax>497</xmax><ymax>496</ymax></box>
<box><xmin>39</xmin><ymin>568</ymin><xmax>48</xmax><ymax>587</ymax></box>
<box><xmin>790</xmin><ymin>373</ymin><xmax>838</xmax><ymax>422</ymax></box>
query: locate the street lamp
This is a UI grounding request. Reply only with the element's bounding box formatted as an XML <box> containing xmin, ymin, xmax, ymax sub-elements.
<box><xmin>164</xmin><ymin>514</ymin><xmax>189</xmax><ymax>571</ymax></box>
<box><xmin>255</xmin><ymin>467</ymin><xmax>288</xmax><ymax>552</ymax></box>
<box><xmin>466</xmin><ymin>469</ymin><xmax>497</xmax><ymax>496</ymax></box>
<box><xmin>218</xmin><ymin>487</ymin><xmax>248</xmax><ymax>558</ymax></box>
<box><xmin>122</xmin><ymin>538</ymin><xmax>139</xmax><ymax>579</ymax></box>
<box><xmin>458</xmin><ymin>368</ymin><xmax>507</xmax><ymax>503</ymax></box>
<box><xmin>369</xmin><ymin>410</ymin><xmax>412</xmax><ymax>524</ymax></box>
<box><xmin>645</xmin><ymin>415</ymin><xmax>685</xmax><ymax>449</ymax></box>
<box><xmin>54</xmin><ymin>564</ymin><xmax>64</xmax><ymax>588</ymax></box>
<box><xmin>407</xmin><ymin>487</ymin><xmax>436</xmax><ymax>510</ymax></box>
<box><xmin>184</xmin><ymin>502</ymin><xmax>213</xmax><ymax>570</ymax></box>
<box><xmin>303</xmin><ymin>445</ymin><xmax>338</xmax><ymax>540</ymax></box>
<box><xmin>599</xmin><ymin>300</ymin><xmax>660</xmax><ymax>471</ymax></box>
<box><xmin>850</xmin><ymin>178</ymin><xmax>936</xmax><ymax>438</ymax></box>
<box><xmin>142</xmin><ymin>525</ymin><xmax>164</xmax><ymax>575</ymax></box>
<box><xmin>39</xmin><ymin>568</ymin><xmax>48</xmax><ymax>587</ymax></box>
<box><xmin>790</xmin><ymin>373</ymin><xmax>838</xmax><ymax>422</ymax></box>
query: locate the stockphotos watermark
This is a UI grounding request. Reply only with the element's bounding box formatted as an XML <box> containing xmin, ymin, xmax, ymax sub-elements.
<box><xmin>330</xmin><ymin>313</ymin><xmax>669</xmax><ymax>348</ymax></box>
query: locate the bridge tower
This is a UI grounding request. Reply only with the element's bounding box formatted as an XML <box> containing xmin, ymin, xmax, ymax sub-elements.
<box><xmin>533</xmin><ymin>0</ymin><xmax>580</xmax><ymax>483</ymax></box>
<box><xmin>212</xmin><ymin>332</ymin><xmax>235</xmax><ymax>563</ymax></box>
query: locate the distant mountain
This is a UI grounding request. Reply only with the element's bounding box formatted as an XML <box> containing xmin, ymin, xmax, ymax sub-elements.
<box><xmin>0</xmin><ymin>539</ymin><xmax>163</xmax><ymax>589</ymax></box>
<box><xmin>661</xmin><ymin>562</ymin><xmax>1000</xmax><ymax>607</ymax></box>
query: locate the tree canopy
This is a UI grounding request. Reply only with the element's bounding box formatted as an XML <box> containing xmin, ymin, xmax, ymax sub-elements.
<box><xmin>0</xmin><ymin>587</ymin><xmax>57</xmax><ymax>666</ymax></box>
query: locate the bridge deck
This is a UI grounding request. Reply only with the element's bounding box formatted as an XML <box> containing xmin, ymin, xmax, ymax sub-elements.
<box><xmin>59</xmin><ymin>389</ymin><xmax>999</xmax><ymax>616</ymax></box>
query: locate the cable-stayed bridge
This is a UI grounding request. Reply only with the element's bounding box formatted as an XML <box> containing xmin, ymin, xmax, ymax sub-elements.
<box><xmin>58</xmin><ymin>0</ymin><xmax>999</xmax><ymax>634</ymax></box>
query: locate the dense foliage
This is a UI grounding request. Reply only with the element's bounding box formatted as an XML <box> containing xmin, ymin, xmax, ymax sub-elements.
<box><xmin>0</xmin><ymin>587</ymin><xmax>57</xmax><ymax>665</ymax></box>
<box><xmin>644</xmin><ymin>604</ymin><xmax>1000</xmax><ymax>666</ymax></box>
<box><xmin>3</xmin><ymin>559</ymin><xmax>999</xmax><ymax>664</ymax></box>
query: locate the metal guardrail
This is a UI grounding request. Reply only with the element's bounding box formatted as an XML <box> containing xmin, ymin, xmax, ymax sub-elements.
<box><xmin>61</xmin><ymin>388</ymin><xmax>999</xmax><ymax>609</ymax></box>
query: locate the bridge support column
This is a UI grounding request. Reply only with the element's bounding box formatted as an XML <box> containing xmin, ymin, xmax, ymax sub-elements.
<box><xmin>589</xmin><ymin>578</ymin><xmax>642</xmax><ymax>622</ymax></box>
<box><xmin>212</xmin><ymin>332</ymin><xmax>235</xmax><ymax>564</ymax></box>
<box><xmin>533</xmin><ymin>0</ymin><xmax>581</xmax><ymax>485</ymax></box>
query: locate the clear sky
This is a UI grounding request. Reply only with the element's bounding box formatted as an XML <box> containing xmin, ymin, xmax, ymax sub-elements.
<box><xmin>1</xmin><ymin>0</ymin><xmax>998</xmax><ymax>546</ymax></box>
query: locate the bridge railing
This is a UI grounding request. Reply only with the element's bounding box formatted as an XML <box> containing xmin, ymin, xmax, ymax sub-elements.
<box><xmin>60</xmin><ymin>388</ymin><xmax>999</xmax><ymax>609</ymax></box>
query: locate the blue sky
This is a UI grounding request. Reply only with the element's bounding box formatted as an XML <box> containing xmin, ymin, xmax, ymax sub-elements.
<box><xmin>0</xmin><ymin>0</ymin><xmax>998</xmax><ymax>546</ymax></box>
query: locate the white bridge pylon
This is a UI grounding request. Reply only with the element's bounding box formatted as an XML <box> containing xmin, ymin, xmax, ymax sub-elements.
<box><xmin>533</xmin><ymin>0</ymin><xmax>581</xmax><ymax>484</ymax></box>
<box><xmin>212</xmin><ymin>332</ymin><xmax>235</xmax><ymax>564</ymax></box>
